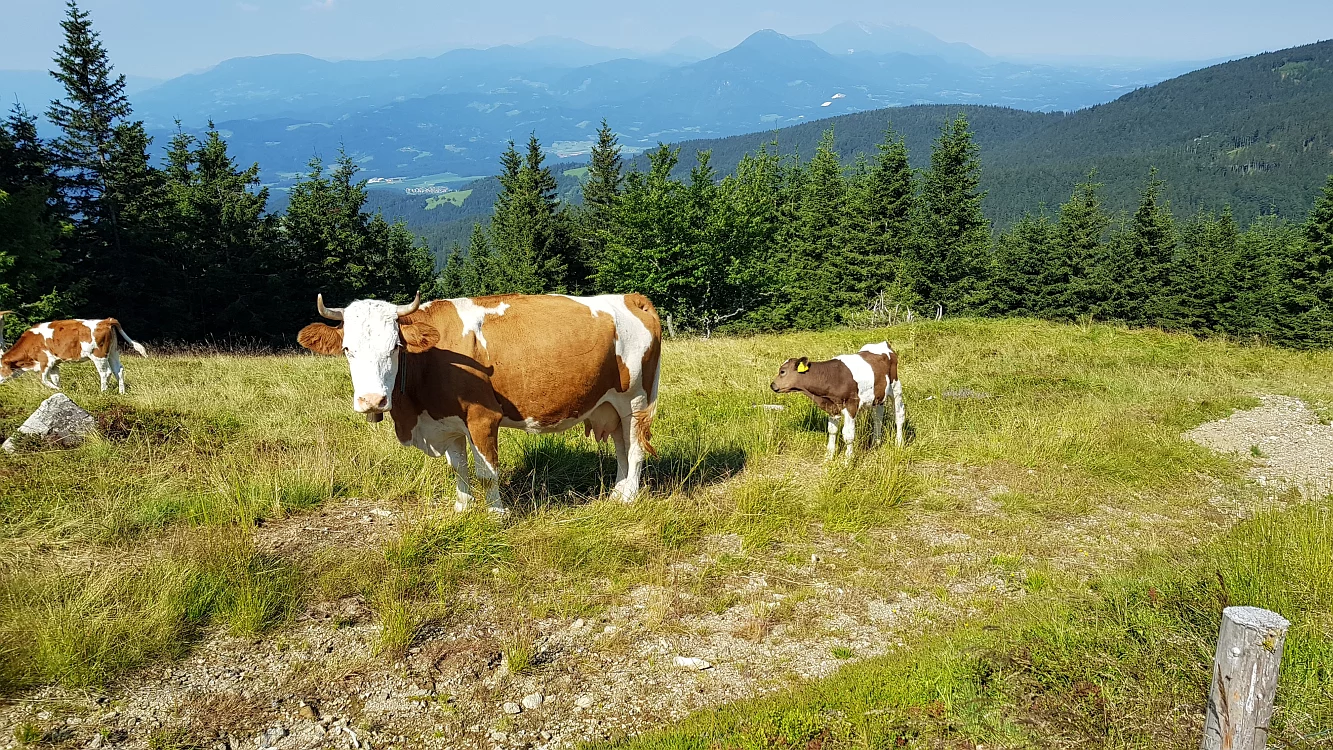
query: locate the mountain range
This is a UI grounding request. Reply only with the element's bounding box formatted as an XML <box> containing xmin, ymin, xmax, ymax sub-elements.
<box><xmin>0</xmin><ymin>22</ymin><xmax>1205</xmax><ymax>187</ymax></box>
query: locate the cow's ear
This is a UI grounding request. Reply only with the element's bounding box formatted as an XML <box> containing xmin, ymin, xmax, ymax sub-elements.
<box><xmin>298</xmin><ymin>323</ymin><xmax>343</xmax><ymax>355</ymax></box>
<box><xmin>400</xmin><ymin>321</ymin><xmax>440</xmax><ymax>353</ymax></box>
<box><xmin>796</xmin><ymin>357</ymin><xmax>810</xmax><ymax>373</ymax></box>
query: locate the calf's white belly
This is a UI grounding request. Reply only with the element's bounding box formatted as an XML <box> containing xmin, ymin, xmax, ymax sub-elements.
<box><xmin>834</xmin><ymin>354</ymin><xmax>877</xmax><ymax>410</ymax></box>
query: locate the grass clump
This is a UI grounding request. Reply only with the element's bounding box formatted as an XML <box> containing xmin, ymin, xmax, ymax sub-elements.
<box><xmin>0</xmin><ymin>530</ymin><xmax>299</xmax><ymax>692</ymax></box>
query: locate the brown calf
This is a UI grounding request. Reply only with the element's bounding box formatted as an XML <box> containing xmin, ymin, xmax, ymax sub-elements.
<box><xmin>770</xmin><ymin>341</ymin><xmax>906</xmax><ymax>459</ymax></box>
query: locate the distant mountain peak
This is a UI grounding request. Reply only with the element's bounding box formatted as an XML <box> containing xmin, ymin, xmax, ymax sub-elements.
<box><xmin>798</xmin><ymin>21</ymin><xmax>991</xmax><ymax>65</ymax></box>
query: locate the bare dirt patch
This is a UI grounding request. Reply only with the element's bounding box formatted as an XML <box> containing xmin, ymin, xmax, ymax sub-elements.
<box><xmin>1186</xmin><ymin>394</ymin><xmax>1333</xmax><ymax>498</ymax></box>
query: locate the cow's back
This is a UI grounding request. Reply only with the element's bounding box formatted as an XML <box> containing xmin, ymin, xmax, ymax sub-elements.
<box><xmin>397</xmin><ymin>294</ymin><xmax>660</xmax><ymax>432</ymax></box>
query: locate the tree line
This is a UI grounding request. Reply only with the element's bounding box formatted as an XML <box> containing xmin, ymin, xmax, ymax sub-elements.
<box><xmin>438</xmin><ymin>116</ymin><xmax>1333</xmax><ymax>348</ymax></box>
<box><xmin>5</xmin><ymin>2</ymin><xmax>1333</xmax><ymax>348</ymax></box>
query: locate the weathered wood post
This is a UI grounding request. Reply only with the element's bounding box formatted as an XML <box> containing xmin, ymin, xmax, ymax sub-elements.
<box><xmin>1201</xmin><ymin>605</ymin><xmax>1290</xmax><ymax>750</ymax></box>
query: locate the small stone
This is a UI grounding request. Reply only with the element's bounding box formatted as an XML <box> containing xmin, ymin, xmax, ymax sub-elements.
<box><xmin>540</xmin><ymin>731</ymin><xmax>553</xmax><ymax>741</ymax></box>
<box><xmin>299</xmin><ymin>703</ymin><xmax>319</xmax><ymax>721</ymax></box>
<box><xmin>570</xmin><ymin>618</ymin><xmax>585</xmax><ymax>631</ymax></box>
<box><xmin>503</xmin><ymin>702</ymin><xmax>522</xmax><ymax>715</ymax></box>
<box><xmin>673</xmin><ymin>656</ymin><xmax>712</xmax><ymax>671</ymax></box>
<box><xmin>811</xmin><ymin>553</ymin><xmax>822</xmax><ymax>563</ymax></box>
<box><xmin>257</xmin><ymin>726</ymin><xmax>288</xmax><ymax>748</ymax></box>
<box><xmin>87</xmin><ymin>734</ymin><xmax>105</xmax><ymax>749</ymax></box>
<box><xmin>601</xmin><ymin>625</ymin><xmax>618</xmax><ymax>636</ymax></box>
<box><xmin>521</xmin><ymin>693</ymin><xmax>543</xmax><ymax>710</ymax></box>
<box><xmin>574</xmin><ymin>695</ymin><xmax>594</xmax><ymax>709</ymax></box>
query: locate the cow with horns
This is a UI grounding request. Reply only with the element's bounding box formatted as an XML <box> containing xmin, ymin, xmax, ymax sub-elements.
<box><xmin>298</xmin><ymin>292</ymin><xmax>663</xmax><ymax>512</ymax></box>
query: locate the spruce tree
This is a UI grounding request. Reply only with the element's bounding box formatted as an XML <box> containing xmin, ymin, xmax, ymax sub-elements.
<box><xmin>461</xmin><ymin>222</ymin><xmax>494</xmax><ymax>296</ymax></box>
<box><xmin>848</xmin><ymin>126</ymin><xmax>916</xmax><ymax>309</ymax></box>
<box><xmin>911</xmin><ymin>114</ymin><xmax>991</xmax><ymax>315</ymax></box>
<box><xmin>1230</xmin><ymin>216</ymin><xmax>1293</xmax><ymax>342</ymax></box>
<box><xmin>583</xmin><ymin>119</ymin><xmax>623</xmax><ymax>210</ymax></box>
<box><xmin>577</xmin><ymin>119</ymin><xmax>623</xmax><ymax>290</ymax></box>
<box><xmin>595</xmin><ymin>144</ymin><xmax>688</xmax><ymax>320</ymax></box>
<box><xmin>989</xmin><ymin>214</ymin><xmax>1055</xmax><ymax>317</ymax></box>
<box><xmin>1054</xmin><ymin>176</ymin><xmax>1111</xmax><ymax>319</ymax></box>
<box><xmin>283</xmin><ymin>150</ymin><xmax>432</xmax><ymax>311</ymax></box>
<box><xmin>0</xmin><ymin>106</ymin><xmax>67</xmax><ymax>332</ymax></box>
<box><xmin>1167</xmin><ymin>209</ymin><xmax>1239</xmax><ymax>333</ymax></box>
<box><xmin>1104</xmin><ymin>170</ymin><xmax>1176</xmax><ymax>325</ymax></box>
<box><xmin>489</xmin><ymin>135</ymin><xmax>570</xmax><ymax>293</ymax></box>
<box><xmin>47</xmin><ymin>0</ymin><xmax>132</xmax><ymax>258</ymax></box>
<box><xmin>786</xmin><ymin>128</ymin><xmax>851</xmax><ymax>329</ymax></box>
<box><xmin>436</xmin><ymin>247</ymin><xmax>466</xmax><ymax>298</ymax></box>
<box><xmin>1283</xmin><ymin>175</ymin><xmax>1333</xmax><ymax>347</ymax></box>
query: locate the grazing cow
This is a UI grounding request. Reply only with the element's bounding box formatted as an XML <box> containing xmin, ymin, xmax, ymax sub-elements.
<box><xmin>0</xmin><ymin>312</ymin><xmax>148</xmax><ymax>392</ymax></box>
<box><xmin>770</xmin><ymin>341</ymin><xmax>906</xmax><ymax>459</ymax></box>
<box><xmin>298</xmin><ymin>292</ymin><xmax>662</xmax><ymax>512</ymax></box>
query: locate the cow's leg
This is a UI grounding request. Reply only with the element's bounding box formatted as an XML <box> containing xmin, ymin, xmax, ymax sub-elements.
<box><xmin>41</xmin><ymin>363</ymin><xmax>60</xmax><ymax>390</ymax></box>
<box><xmin>842</xmin><ymin>408</ymin><xmax>856</xmax><ymax>460</ymax></box>
<box><xmin>445</xmin><ymin>433</ymin><xmax>475</xmax><ymax>512</ymax></box>
<box><xmin>892</xmin><ymin>379</ymin><xmax>907</xmax><ymax>447</ymax></box>
<box><xmin>110</xmin><ymin>349</ymin><xmax>125</xmax><ymax>393</ymax></box>
<box><xmin>467</xmin><ymin>416</ymin><xmax>505</xmax><ymax>513</ymax></box>
<box><xmin>610</xmin><ymin>423</ymin><xmax>630</xmax><ymax>495</ymax></box>
<box><xmin>611</xmin><ymin>409</ymin><xmax>644</xmax><ymax>503</ymax></box>
<box><xmin>825</xmin><ymin>414</ymin><xmax>839</xmax><ymax>462</ymax></box>
<box><xmin>871</xmin><ymin>404</ymin><xmax>885</xmax><ymax>448</ymax></box>
<box><xmin>91</xmin><ymin>355</ymin><xmax>112</xmax><ymax>392</ymax></box>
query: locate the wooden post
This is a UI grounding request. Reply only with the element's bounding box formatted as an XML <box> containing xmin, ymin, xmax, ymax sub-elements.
<box><xmin>665</xmin><ymin>313</ymin><xmax>676</xmax><ymax>339</ymax></box>
<box><xmin>1201</xmin><ymin>605</ymin><xmax>1290</xmax><ymax>750</ymax></box>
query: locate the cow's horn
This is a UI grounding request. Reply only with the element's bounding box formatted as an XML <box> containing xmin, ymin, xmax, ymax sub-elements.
<box><xmin>316</xmin><ymin>294</ymin><xmax>344</xmax><ymax>321</ymax></box>
<box><xmin>396</xmin><ymin>292</ymin><xmax>421</xmax><ymax>318</ymax></box>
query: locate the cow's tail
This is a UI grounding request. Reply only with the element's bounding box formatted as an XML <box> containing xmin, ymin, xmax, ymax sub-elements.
<box><xmin>625</xmin><ymin>293</ymin><xmax>662</xmax><ymax>458</ymax></box>
<box><xmin>109</xmin><ymin>319</ymin><xmax>148</xmax><ymax>357</ymax></box>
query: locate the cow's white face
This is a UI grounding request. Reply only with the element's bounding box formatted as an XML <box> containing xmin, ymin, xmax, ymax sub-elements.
<box><xmin>297</xmin><ymin>295</ymin><xmax>440</xmax><ymax>416</ymax></box>
<box><xmin>340</xmin><ymin>300</ymin><xmax>404</xmax><ymax>413</ymax></box>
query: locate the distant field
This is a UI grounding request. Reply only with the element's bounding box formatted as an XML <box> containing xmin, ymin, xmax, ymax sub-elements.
<box><xmin>425</xmin><ymin>189</ymin><xmax>472</xmax><ymax>209</ymax></box>
<box><xmin>0</xmin><ymin>319</ymin><xmax>1329</xmax><ymax>747</ymax></box>
<box><xmin>563</xmin><ymin>166</ymin><xmax>590</xmax><ymax>179</ymax></box>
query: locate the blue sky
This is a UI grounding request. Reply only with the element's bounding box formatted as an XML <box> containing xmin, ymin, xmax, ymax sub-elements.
<box><xmin>4</xmin><ymin>0</ymin><xmax>1331</xmax><ymax>78</ymax></box>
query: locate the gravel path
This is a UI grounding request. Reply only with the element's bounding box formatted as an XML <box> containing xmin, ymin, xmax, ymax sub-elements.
<box><xmin>1185</xmin><ymin>394</ymin><xmax>1333</xmax><ymax>498</ymax></box>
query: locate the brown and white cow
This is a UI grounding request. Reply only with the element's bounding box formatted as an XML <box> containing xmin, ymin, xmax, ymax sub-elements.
<box><xmin>0</xmin><ymin>313</ymin><xmax>149</xmax><ymax>393</ymax></box>
<box><xmin>298</xmin><ymin>292</ymin><xmax>662</xmax><ymax>512</ymax></box>
<box><xmin>770</xmin><ymin>341</ymin><xmax>906</xmax><ymax>459</ymax></box>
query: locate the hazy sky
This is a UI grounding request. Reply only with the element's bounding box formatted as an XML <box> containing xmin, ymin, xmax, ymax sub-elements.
<box><xmin>3</xmin><ymin>0</ymin><xmax>1331</xmax><ymax>78</ymax></box>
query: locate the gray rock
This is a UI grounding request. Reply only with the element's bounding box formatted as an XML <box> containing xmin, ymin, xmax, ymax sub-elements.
<box><xmin>574</xmin><ymin>695</ymin><xmax>594</xmax><ymax>709</ymax></box>
<box><xmin>521</xmin><ymin>692</ymin><xmax>543</xmax><ymax>710</ymax></box>
<box><xmin>502</xmin><ymin>701</ymin><xmax>522</xmax><ymax>714</ymax></box>
<box><xmin>3</xmin><ymin>393</ymin><xmax>97</xmax><ymax>452</ymax></box>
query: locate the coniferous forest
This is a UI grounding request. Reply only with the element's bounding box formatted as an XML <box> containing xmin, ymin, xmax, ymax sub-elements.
<box><xmin>5</xmin><ymin>2</ymin><xmax>1333</xmax><ymax>348</ymax></box>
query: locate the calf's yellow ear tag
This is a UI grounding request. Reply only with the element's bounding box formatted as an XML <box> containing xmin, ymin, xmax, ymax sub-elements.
<box><xmin>796</xmin><ymin>361</ymin><xmax>809</xmax><ymax>373</ymax></box>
